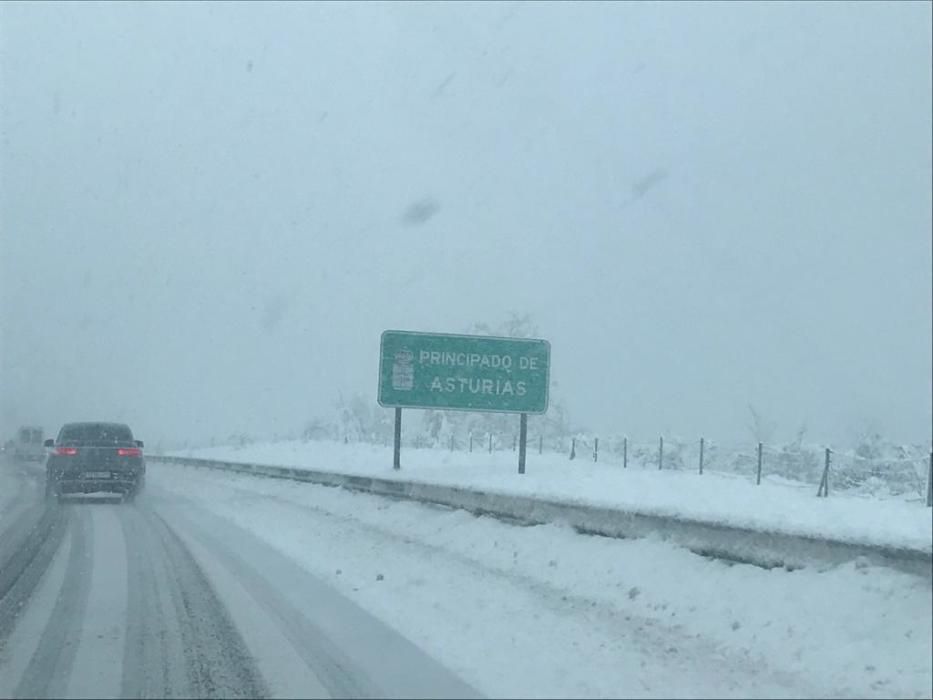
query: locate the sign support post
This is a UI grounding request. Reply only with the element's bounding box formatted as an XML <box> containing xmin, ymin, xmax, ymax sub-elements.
<box><xmin>518</xmin><ymin>413</ymin><xmax>528</xmax><ymax>474</ymax></box>
<box><xmin>393</xmin><ymin>407</ymin><xmax>402</xmax><ymax>470</ymax></box>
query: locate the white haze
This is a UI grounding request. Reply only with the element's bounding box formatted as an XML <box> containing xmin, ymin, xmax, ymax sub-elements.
<box><xmin>1</xmin><ymin>1</ymin><xmax>931</xmax><ymax>448</ymax></box>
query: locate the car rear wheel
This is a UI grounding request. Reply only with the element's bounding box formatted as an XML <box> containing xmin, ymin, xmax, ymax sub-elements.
<box><xmin>124</xmin><ymin>479</ymin><xmax>142</xmax><ymax>503</ymax></box>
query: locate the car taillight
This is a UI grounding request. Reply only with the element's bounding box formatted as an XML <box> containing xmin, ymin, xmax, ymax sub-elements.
<box><xmin>117</xmin><ymin>447</ymin><xmax>142</xmax><ymax>457</ymax></box>
<box><xmin>55</xmin><ymin>447</ymin><xmax>78</xmax><ymax>456</ymax></box>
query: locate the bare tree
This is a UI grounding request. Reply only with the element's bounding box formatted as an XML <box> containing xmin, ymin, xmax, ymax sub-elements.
<box><xmin>747</xmin><ymin>404</ymin><xmax>776</xmax><ymax>444</ymax></box>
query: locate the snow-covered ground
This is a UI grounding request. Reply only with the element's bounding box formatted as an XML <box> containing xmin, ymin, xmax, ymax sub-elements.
<box><xmin>168</xmin><ymin>440</ymin><xmax>933</xmax><ymax>553</ymax></box>
<box><xmin>0</xmin><ymin>458</ymin><xmax>39</xmax><ymax>530</ymax></box>
<box><xmin>0</xmin><ymin>459</ymin><xmax>23</xmax><ymax>520</ymax></box>
<box><xmin>152</xmin><ymin>463</ymin><xmax>933</xmax><ymax>699</ymax></box>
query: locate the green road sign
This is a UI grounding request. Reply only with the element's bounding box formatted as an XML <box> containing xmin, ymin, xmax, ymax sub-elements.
<box><xmin>378</xmin><ymin>330</ymin><xmax>550</xmax><ymax>414</ymax></box>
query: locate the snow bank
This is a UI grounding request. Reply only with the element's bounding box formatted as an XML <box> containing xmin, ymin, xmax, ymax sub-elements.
<box><xmin>165</xmin><ymin>440</ymin><xmax>933</xmax><ymax>554</ymax></box>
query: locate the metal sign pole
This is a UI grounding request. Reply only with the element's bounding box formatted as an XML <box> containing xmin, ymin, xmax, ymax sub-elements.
<box><xmin>518</xmin><ymin>413</ymin><xmax>528</xmax><ymax>474</ymax></box>
<box><xmin>393</xmin><ymin>408</ymin><xmax>402</xmax><ymax>470</ymax></box>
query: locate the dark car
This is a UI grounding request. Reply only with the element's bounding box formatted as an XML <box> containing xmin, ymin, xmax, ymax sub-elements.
<box><xmin>45</xmin><ymin>422</ymin><xmax>145</xmax><ymax>501</ymax></box>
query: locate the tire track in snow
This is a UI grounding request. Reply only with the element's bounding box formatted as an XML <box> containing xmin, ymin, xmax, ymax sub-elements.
<box><xmin>152</xmin><ymin>495</ymin><xmax>482</xmax><ymax>699</ymax></box>
<box><xmin>0</xmin><ymin>509</ymin><xmax>72</xmax><ymax>698</ymax></box>
<box><xmin>119</xmin><ymin>504</ymin><xmax>267</xmax><ymax>699</ymax></box>
<box><xmin>120</xmin><ymin>502</ymin><xmax>191</xmax><ymax>697</ymax></box>
<box><xmin>162</xmin><ymin>507</ymin><xmax>375</xmax><ymax>699</ymax></box>
<box><xmin>0</xmin><ymin>503</ymin><xmax>67</xmax><ymax>634</ymax></box>
<box><xmin>14</xmin><ymin>505</ymin><xmax>93</xmax><ymax>699</ymax></box>
<box><xmin>156</xmin><ymin>517</ymin><xmax>332</xmax><ymax>699</ymax></box>
<box><xmin>0</xmin><ymin>460</ymin><xmax>59</xmax><ymax>614</ymax></box>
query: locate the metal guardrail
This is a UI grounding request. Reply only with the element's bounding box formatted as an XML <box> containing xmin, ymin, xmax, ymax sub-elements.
<box><xmin>150</xmin><ymin>455</ymin><xmax>933</xmax><ymax>581</ymax></box>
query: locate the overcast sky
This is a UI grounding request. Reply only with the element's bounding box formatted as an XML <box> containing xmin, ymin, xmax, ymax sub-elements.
<box><xmin>1</xmin><ymin>1</ymin><xmax>930</xmax><ymax>448</ymax></box>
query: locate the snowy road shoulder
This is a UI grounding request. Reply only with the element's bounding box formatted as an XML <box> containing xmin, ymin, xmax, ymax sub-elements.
<box><xmin>155</xmin><ymin>500</ymin><xmax>481</xmax><ymax>699</ymax></box>
<box><xmin>168</xmin><ymin>441</ymin><xmax>933</xmax><ymax>553</ymax></box>
<box><xmin>151</xmin><ymin>464</ymin><xmax>933</xmax><ymax>699</ymax></box>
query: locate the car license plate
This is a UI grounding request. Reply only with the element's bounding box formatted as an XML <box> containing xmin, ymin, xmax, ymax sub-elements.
<box><xmin>85</xmin><ymin>471</ymin><xmax>110</xmax><ymax>479</ymax></box>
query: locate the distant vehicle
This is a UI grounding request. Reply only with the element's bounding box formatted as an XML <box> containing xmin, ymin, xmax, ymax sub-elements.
<box><xmin>14</xmin><ymin>426</ymin><xmax>45</xmax><ymax>462</ymax></box>
<box><xmin>45</xmin><ymin>422</ymin><xmax>145</xmax><ymax>502</ymax></box>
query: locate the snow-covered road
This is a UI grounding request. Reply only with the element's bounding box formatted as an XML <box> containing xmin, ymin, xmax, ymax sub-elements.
<box><xmin>0</xmin><ymin>460</ymin><xmax>477</xmax><ymax>699</ymax></box>
<box><xmin>0</xmin><ymin>457</ymin><xmax>929</xmax><ymax>698</ymax></box>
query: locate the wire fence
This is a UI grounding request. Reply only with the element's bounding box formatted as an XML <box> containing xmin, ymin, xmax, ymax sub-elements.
<box><xmin>548</xmin><ymin>434</ymin><xmax>931</xmax><ymax>504</ymax></box>
<box><xmin>182</xmin><ymin>426</ymin><xmax>932</xmax><ymax>507</ymax></box>
<box><xmin>348</xmin><ymin>430</ymin><xmax>932</xmax><ymax>505</ymax></box>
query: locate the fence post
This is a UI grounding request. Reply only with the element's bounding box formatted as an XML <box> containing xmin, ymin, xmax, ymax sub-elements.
<box><xmin>699</xmin><ymin>437</ymin><xmax>704</xmax><ymax>475</ymax></box>
<box><xmin>623</xmin><ymin>437</ymin><xmax>628</xmax><ymax>469</ymax></box>
<box><xmin>658</xmin><ymin>436</ymin><xmax>664</xmax><ymax>470</ymax></box>
<box><xmin>594</xmin><ymin>437</ymin><xmax>599</xmax><ymax>462</ymax></box>
<box><xmin>539</xmin><ymin>435</ymin><xmax>543</xmax><ymax>455</ymax></box>
<box><xmin>488</xmin><ymin>433</ymin><xmax>493</xmax><ymax>454</ymax></box>
<box><xmin>756</xmin><ymin>442</ymin><xmax>763</xmax><ymax>485</ymax></box>
<box><xmin>469</xmin><ymin>433</ymin><xmax>473</xmax><ymax>453</ymax></box>
<box><xmin>450</xmin><ymin>434</ymin><xmax>455</xmax><ymax>452</ymax></box>
<box><xmin>926</xmin><ymin>452</ymin><xmax>932</xmax><ymax>508</ymax></box>
<box><xmin>817</xmin><ymin>448</ymin><xmax>831</xmax><ymax>497</ymax></box>
<box><xmin>570</xmin><ymin>437</ymin><xmax>576</xmax><ymax>460</ymax></box>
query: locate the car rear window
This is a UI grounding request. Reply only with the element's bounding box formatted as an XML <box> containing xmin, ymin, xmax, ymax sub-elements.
<box><xmin>59</xmin><ymin>424</ymin><xmax>134</xmax><ymax>444</ymax></box>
